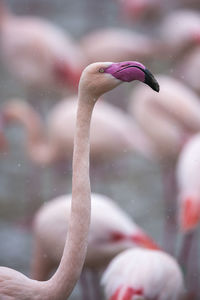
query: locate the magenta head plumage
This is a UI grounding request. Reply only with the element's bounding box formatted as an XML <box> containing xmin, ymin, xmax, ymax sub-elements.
<box><xmin>105</xmin><ymin>61</ymin><xmax>159</xmax><ymax>92</ymax></box>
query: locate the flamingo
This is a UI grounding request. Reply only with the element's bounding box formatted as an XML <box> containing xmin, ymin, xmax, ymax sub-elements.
<box><xmin>0</xmin><ymin>2</ymin><xmax>85</xmax><ymax>93</ymax></box>
<box><xmin>117</xmin><ymin>0</ymin><xmax>163</xmax><ymax>22</ymax></box>
<box><xmin>0</xmin><ymin>61</ymin><xmax>159</xmax><ymax>299</ymax></box>
<box><xmin>174</xmin><ymin>47</ymin><xmax>200</xmax><ymax>95</ymax></box>
<box><xmin>117</xmin><ymin>0</ymin><xmax>200</xmax><ymax>23</ymax></box>
<box><xmin>32</xmin><ymin>193</ymin><xmax>160</xmax><ymax>299</ymax></box>
<box><xmin>129</xmin><ymin>75</ymin><xmax>200</xmax><ymax>253</ymax></box>
<box><xmin>176</xmin><ymin>133</ymin><xmax>200</xmax><ymax>297</ymax></box>
<box><xmin>1</xmin><ymin>97</ymin><xmax>155</xmax><ymax>166</ymax></box>
<box><xmin>80</xmin><ymin>28</ymin><xmax>163</xmax><ymax>65</ymax></box>
<box><xmin>160</xmin><ymin>10</ymin><xmax>200</xmax><ymax>61</ymax></box>
<box><xmin>129</xmin><ymin>75</ymin><xmax>200</xmax><ymax>161</ymax></box>
<box><xmin>101</xmin><ymin>248</ymin><xmax>184</xmax><ymax>300</ymax></box>
<box><xmin>176</xmin><ymin>133</ymin><xmax>200</xmax><ymax>233</ymax></box>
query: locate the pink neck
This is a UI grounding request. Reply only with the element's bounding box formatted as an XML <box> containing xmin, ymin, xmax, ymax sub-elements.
<box><xmin>46</xmin><ymin>91</ymin><xmax>94</xmax><ymax>299</ymax></box>
<box><xmin>3</xmin><ymin>102</ymin><xmax>56</xmax><ymax>164</ymax></box>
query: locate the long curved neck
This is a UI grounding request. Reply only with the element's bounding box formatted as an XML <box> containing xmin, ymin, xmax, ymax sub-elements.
<box><xmin>46</xmin><ymin>91</ymin><xmax>95</xmax><ymax>299</ymax></box>
<box><xmin>4</xmin><ymin>103</ymin><xmax>55</xmax><ymax>164</ymax></box>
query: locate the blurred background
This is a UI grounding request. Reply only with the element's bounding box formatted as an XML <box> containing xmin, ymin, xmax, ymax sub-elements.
<box><xmin>0</xmin><ymin>0</ymin><xmax>200</xmax><ymax>299</ymax></box>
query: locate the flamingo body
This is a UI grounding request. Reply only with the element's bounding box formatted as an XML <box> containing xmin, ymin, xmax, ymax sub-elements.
<box><xmin>175</xmin><ymin>47</ymin><xmax>200</xmax><ymax>95</ymax></box>
<box><xmin>0</xmin><ymin>8</ymin><xmax>84</xmax><ymax>91</ymax></box>
<box><xmin>32</xmin><ymin>193</ymin><xmax>159</xmax><ymax>279</ymax></box>
<box><xmin>80</xmin><ymin>28</ymin><xmax>161</xmax><ymax>64</ymax></box>
<box><xmin>161</xmin><ymin>10</ymin><xmax>200</xmax><ymax>53</ymax></box>
<box><xmin>176</xmin><ymin>133</ymin><xmax>200</xmax><ymax>232</ymax></box>
<box><xmin>102</xmin><ymin>248</ymin><xmax>184</xmax><ymax>300</ymax></box>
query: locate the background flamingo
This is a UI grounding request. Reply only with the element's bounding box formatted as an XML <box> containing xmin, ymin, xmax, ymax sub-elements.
<box><xmin>128</xmin><ymin>75</ymin><xmax>200</xmax><ymax>254</ymax></box>
<box><xmin>160</xmin><ymin>9</ymin><xmax>200</xmax><ymax>61</ymax></box>
<box><xmin>176</xmin><ymin>133</ymin><xmax>200</xmax><ymax>298</ymax></box>
<box><xmin>32</xmin><ymin>193</ymin><xmax>159</xmax><ymax>300</ymax></box>
<box><xmin>1</xmin><ymin>97</ymin><xmax>155</xmax><ymax>166</ymax></box>
<box><xmin>101</xmin><ymin>248</ymin><xmax>184</xmax><ymax>300</ymax></box>
<box><xmin>174</xmin><ymin>47</ymin><xmax>200</xmax><ymax>95</ymax></box>
<box><xmin>80</xmin><ymin>28</ymin><xmax>163</xmax><ymax>65</ymax></box>
<box><xmin>0</xmin><ymin>2</ymin><xmax>85</xmax><ymax>96</ymax></box>
<box><xmin>176</xmin><ymin>133</ymin><xmax>200</xmax><ymax>233</ymax></box>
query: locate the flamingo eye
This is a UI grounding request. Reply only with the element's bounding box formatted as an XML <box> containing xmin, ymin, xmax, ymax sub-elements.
<box><xmin>99</xmin><ymin>68</ymin><xmax>105</xmax><ymax>73</ymax></box>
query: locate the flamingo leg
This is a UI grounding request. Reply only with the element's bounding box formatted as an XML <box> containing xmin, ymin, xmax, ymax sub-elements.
<box><xmin>185</xmin><ymin>231</ymin><xmax>199</xmax><ymax>299</ymax></box>
<box><xmin>178</xmin><ymin>232</ymin><xmax>194</xmax><ymax>269</ymax></box>
<box><xmin>79</xmin><ymin>270</ymin><xmax>92</xmax><ymax>300</ymax></box>
<box><xmin>162</xmin><ymin>165</ymin><xmax>178</xmax><ymax>255</ymax></box>
<box><xmin>178</xmin><ymin>231</ymin><xmax>199</xmax><ymax>299</ymax></box>
<box><xmin>90</xmin><ymin>270</ymin><xmax>103</xmax><ymax>300</ymax></box>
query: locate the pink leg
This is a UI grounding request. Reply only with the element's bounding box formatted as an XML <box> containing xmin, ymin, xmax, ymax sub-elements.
<box><xmin>90</xmin><ymin>271</ymin><xmax>103</xmax><ymax>300</ymax></box>
<box><xmin>178</xmin><ymin>232</ymin><xmax>194</xmax><ymax>269</ymax></box>
<box><xmin>162</xmin><ymin>165</ymin><xmax>178</xmax><ymax>255</ymax></box>
<box><xmin>79</xmin><ymin>270</ymin><xmax>92</xmax><ymax>300</ymax></box>
<box><xmin>186</xmin><ymin>231</ymin><xmax>199</xmax><ymax>299</ymax></box>
<box><xmin>178</xmin><ymin>231</ymin><xmax>199</xmax><ymax>299</ymax></box>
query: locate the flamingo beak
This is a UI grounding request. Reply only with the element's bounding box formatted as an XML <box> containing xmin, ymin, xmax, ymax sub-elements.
<box><xmin>180</xmin><ymin>196</ymin><xmax>200</xmax><ymax>232</ymax></box>
<box><xmin>143</xmin><ymin>68</ymin><xmax>160</xmax><ymax>92</ymax></box>
<box><xmin>105</xmin><ymin>61</ymin><xmax>159</xmax><ymax>92</ymax></box>
<box><xmin>131</xmin><ymin>233</ymin><xmax>160</xmax><ymax>250</ymax></box>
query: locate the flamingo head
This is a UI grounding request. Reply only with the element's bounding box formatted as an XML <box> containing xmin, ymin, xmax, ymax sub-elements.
<box><xmin>179</xmin><ymin>193</ymin><xmax>200</xmax><ymax>232</ymax></box>
<box><xmin>54</xmin><ymin>59</ymin><xmax>83</xmax><ymax>90</ymax></box>
<box><xmin>1</xmin><ymin>99</ymin><xmax>34</xmax><ymax>124</ymax></box>
<box><xmin>111</xmin><ymin>230</ymin><xmax>160</xmax><ymax>250</ymax></box>
<box><xmin>130</xmin><ymin>231</ymin><xmax>160</xmax><ymax>250</ymax></box>
<box><xmin>79</xmin><ymin>61</ymin><xmax>159</xmax><ymax>99</ymax></box>
<box><xmin>110</xmin><ymin>285</ymin><xmax>145</xmax><ymax>300</ymax></box>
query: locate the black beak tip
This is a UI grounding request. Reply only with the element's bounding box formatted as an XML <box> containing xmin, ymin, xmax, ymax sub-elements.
<box><xmin>153</xmin><ymin>81</ymin><xmax>160</xmax><ymax>93</ymax></box>
<box><xmin>144</xmin><ymin>68</ymin><xmax>160</xmax><ymax>93</ymax></box>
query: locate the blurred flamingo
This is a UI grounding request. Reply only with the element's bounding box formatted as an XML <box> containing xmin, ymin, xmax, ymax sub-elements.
<box><xmin>117</xmin><ymin>0</ymin><xmax>200</xmax><ymax>23</ymax></box>
<box><xmin>176</xmin><ymin>133</ymin><xmax>200</xmax><ymax>298</ymax></box>
<box><xmin>174</xmin><ymin>47</ymin><xmax>200</xmax><ymax>95</ymax></box>
<box><xmin>177</xmin><ymin>133</ymin><xmax>200</xmax><ymax>233</ymax></box>
<box><xmin>0</xmin><ymin>2</ymin><xmax>85</xmax><ymax>95</ymax></box>
<box><xmin>0</xmin><ymin>58</ymin><xmax>159</xmax><ymax>299</ymax></box>
<box><xmin>129</xmin><ymin>75</ymin><xmax>200</xmax><ymax>253</ymax></box>
<box><xmin>160</xmin><ymin>10</ymin><xmax>200</xmax><ymax>61</ymax></box>
<box><xmin>101</xmin><ymin>248</ymin><xmax>184</xmax><ymax>300</ymax></box>
<box><xmin>32</xmin><ymin>193</ymin><xmax>160</xmax><ymax>300</ymax></box>
<box><xmin>80</xmin><ymin>28</ymin><xmax>163</xmax><ymax>64</ymax></box>
<box><xmin>117</xmin><ymin>0</ymin><xmax>163</xmax><ymax>22</ymax></box>
<box><xmin>1</xmin><ymin>97</ymin><xmax>156</xmax><ymax>167</ymax></box>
